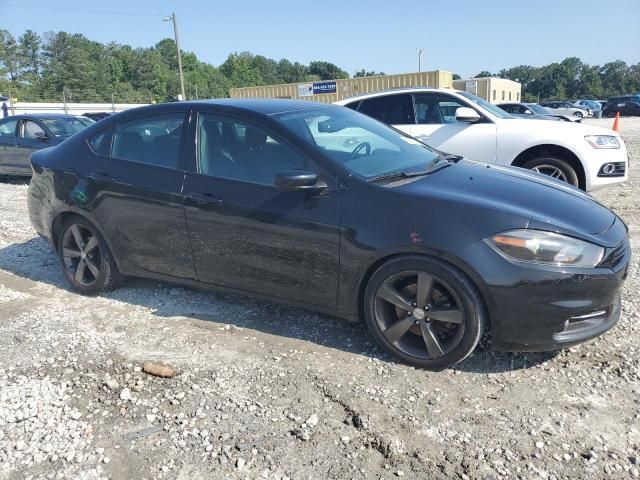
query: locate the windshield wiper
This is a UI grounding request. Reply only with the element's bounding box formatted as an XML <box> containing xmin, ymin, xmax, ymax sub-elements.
<box><xmin>439</xmin><ymin>153</ymin><xmax>464</xmax><ymax>163</ymax></box>
<box><xmin>368</xmin><ymin>163</ymin><xmax>449</xmax><ymax>183</ymax></box>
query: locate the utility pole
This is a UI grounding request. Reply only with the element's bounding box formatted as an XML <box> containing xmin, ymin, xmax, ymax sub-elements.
<box><xmin>164</xmin><ymin>12</ymin><xmax>186</xmax><ymax>101</ymax></box>
<box><xmin>62</xmin><ymin>86</ymin><xmax>69</xmax><ymax>114</ymax></box>
<box><xmin>417</xmin><ymin>48</ymin><xmax>425</xmax><ymax>73</ymax></box>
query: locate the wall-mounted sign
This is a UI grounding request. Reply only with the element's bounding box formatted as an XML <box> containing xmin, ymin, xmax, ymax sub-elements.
<box><xmin>313</xmin><ymin>81</ymin><xmax>337</xmax><ymax>94</ymax></box>
<box><xmin>298</xmin><ymin>83</ymin><xmax>313</xmax><ymax>97</ymax></box>
<box><xmin>465</xmin><ymin>81</ymin><xmax>477</xmax><ymax>95</ymax></box>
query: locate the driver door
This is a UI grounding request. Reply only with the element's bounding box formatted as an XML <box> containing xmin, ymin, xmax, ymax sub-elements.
<box><xmin>15</xmin><ymin>119</ymin><xmax>51</xmax><ymax>169</ymax></box>
<box><xmin>409</xmin><ymin>93</ymin><xmax>497</xmax><ymax>162</ymax></box>
<box><xmin>182</xmin><ymin>111</ymin><xmax>341</xmax><ymax>309</ymax></box>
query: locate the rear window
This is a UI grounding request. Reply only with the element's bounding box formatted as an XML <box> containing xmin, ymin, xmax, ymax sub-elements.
<box><xmin>357</xmin><ymin>94</ymin><xmax>415</xmax><ymax>125</ymax></box>
<box><xmin>112</xmin><ymin>113</ymin><xmax>185</xmax><ymax>169</ymax></box>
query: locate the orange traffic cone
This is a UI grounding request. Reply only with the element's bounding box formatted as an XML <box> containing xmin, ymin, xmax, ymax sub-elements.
<box><xmin>612</xmin><ymin>112</ymin><xmax>620</xmax><ymax>132</ymax></box>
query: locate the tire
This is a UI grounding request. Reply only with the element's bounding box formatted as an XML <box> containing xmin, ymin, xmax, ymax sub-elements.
<box><xmin>363</xmin><ymin>255</ymin><xmax>486</xmax><ymax>370</ymax></box>
<box><xmin>521</xmin><ymin>156</ymin><xmax>579</xmax><ymax>187</ymax></box>
<box><xmin>605</xmin><ymin>111</ymin><xmax>616</xmax><ymax>118</ymax></box>
<box><xmin>574</xmin><ymin>111</ymin><xmax>583</xmax><ymax>118</ymax></box>
<box><xmin>57</xmin><ymin>216</ymin><xmax>123</xmax><ymax>295</ymax></box>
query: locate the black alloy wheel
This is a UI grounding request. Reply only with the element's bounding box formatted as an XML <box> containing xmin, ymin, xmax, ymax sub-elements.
<box><xmin>364</xmin><ymin>256</ymin><xmax>486</xmax><ymax>369</ymax></box>
<box><xmin>57</xmin><ymin>216</ymin><xmax>123</xmax><ymax>294</ymax></box>
<box><xmin>375</xmin><ymin>271</ymin><xmax>465</xmax><ymax>359</ymax></box>
<box><xmin>61</xmin><ymin>223</ymin><xmax>102</xmax><ymax>287</ymax></box>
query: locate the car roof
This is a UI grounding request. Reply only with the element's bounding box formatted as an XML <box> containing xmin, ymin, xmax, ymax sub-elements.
<box><xmin>334</xmin><ymin>87</ymin><xmax>458</xmax><ymax>105</ymax></box>
<box><xmin>10</xmin><ymin>113</ymin><xmax>89</xmax><ymax>119</ymax></box>
<box><xmin>124</xmin><ymin>99</ymin><xmax>336</xmax><ymax>117</ymax></box>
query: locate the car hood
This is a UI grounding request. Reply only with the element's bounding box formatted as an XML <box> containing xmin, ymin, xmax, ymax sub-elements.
<box><xmin>397</xmin><ymin>160</ymin><xmax>615</xmax><ymax>237</ymax></box>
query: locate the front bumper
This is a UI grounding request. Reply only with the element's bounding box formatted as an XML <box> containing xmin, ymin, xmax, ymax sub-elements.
<box><xmin>584</xmin><ymin>142</ymin><xmax>629</xmax><ymax>191</ymax></box>
<box><xmin>456</xmin><ymin>227</ymin><xmax>630</xmax><ymax>352</ymax></box>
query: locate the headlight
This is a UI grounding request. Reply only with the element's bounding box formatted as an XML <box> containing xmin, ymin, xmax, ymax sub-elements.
<box><xmin>585</xmin><ymin>135</ymin><xmax>620</xmax><ymax>149</ymax></box>
<box><xmin>486</xmin><ymin>230</ymin><xmax>604</xmax><ymax>267</ymax></box>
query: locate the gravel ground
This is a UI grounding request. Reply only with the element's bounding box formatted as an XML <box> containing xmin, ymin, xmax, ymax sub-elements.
<box><xmin>0</xmin><ymin>117</ymin><xmax>639</xmax><ymax>480</ymax></box>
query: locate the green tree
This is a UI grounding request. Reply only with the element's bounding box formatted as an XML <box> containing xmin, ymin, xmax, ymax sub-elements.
<box><xmin>308</xmin><ymin>61</ymin><xmax>348</xmax><ymax>80</ymax></box>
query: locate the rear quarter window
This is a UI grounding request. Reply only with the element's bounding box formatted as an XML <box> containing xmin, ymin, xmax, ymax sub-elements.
<box><xmin>88</xmin><ymin>127</ymin><xmax>113</xmax><ymax>156</ymax></box>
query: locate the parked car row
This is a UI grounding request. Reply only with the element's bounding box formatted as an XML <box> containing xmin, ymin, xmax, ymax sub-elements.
<box><xmin>25</xmin><ymin>99</ymin><xmax>630</xmax><ymax>369</ymax></box>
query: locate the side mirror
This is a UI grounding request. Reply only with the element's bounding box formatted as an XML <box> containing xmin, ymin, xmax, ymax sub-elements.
<box><xmin>34</xmin><ymin>131</ymin><xmax>49</xmax><ymax>142</ymax></box>
<box><xmin>455</xmin><ymin>107</ymin><xmax>481</xmax><ymax>123</ymax></box>
<box><xmin>274</xmin><ymin>170</ymin><xmax>326</xmax><ymax>193</ymax></box>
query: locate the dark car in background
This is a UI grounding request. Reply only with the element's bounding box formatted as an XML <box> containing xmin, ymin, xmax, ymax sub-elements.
<box><xmin>0</xmin><ymin>114</ymin><xmax>94</xmax><ymax>177</ymax></box>
<box><xmin>497</xmin><ymin>102</ymin><xmax>576</xmax><ymax>121</ymax></box>
<box><xmin>27</xmin><ymin>100</ymin><xmax>629</xmax><ymax>369</ymax></box>
<box><xmin>83</xmin><ymin>112</ymin><xmax>113</xmax><ymax>122</ymax></box>
<box><xmin>604</xmin><ymin>96</ymin><xmax>640</xmax><ymax>117</ymax></box>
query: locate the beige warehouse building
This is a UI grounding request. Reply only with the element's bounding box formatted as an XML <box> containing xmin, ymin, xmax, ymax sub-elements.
<box><xmin>230</xmin><ymin>70</ymin><xmax>453</xmax><ymax>103</ymax></box>
<box><xmin>453</xmin><ymin>77</ymin><xmax>522</xmax><ymax>104</ymax></box>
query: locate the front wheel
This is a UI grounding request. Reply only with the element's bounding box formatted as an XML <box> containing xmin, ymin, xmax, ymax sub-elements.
<box><xmin>574</xmin><ymin>111</ymin><xmax>583</xmax><ymax>118</ymax></box>
<box><xmin>363</xmin><ymin>256</ymin><xmax>486</xmax><ymax>370</ymax></box>
<box><xmin>522</xmin><ymin>156</ymin><xmax>579</xmax><ymax>187</ymax></box>
<box><xmin>57</xmin><ymin>216</ymin><xmax>123</xmax><ymax>295</ymax></box>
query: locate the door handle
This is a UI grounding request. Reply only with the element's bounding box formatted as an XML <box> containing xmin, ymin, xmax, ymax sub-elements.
<box><xmin>186</xmin><ymin>192</ymin><xmax>222</xmax><ymax>205</ymax></box>
<box><xmin>87</xmin><ymin>171</ymin><xmax>112</xmax><ymax>182</ymax></box>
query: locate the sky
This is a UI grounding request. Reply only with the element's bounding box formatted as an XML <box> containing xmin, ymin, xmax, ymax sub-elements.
<box><xmin>2</xmin><ymin>0</ymin><xmax>639</xmax><ymax>78</ymax></box>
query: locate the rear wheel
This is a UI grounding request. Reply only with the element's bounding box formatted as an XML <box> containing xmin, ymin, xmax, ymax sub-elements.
<box><xmin>522</xmin><ymin>156</ymin><xmax>579</xmax><ymax>187</ymax></box>
<box><xmin>605</xmin><ymin>111</ymin><xmax>616</xmax><ymax>118</ymax></box>
<box><xmin>363</xmin><ymin>256</ymin><xmax>486</xmax><ymax>370</ymax></box>
<box><xmin>57</xmin><ymin>216</ymin><xmax>123</xmax><ymax>295</ymax></box>
<box><xmin>574</xmin><ymin>111</ymin><xmax>584</xmax><ymax>118</ymax></box>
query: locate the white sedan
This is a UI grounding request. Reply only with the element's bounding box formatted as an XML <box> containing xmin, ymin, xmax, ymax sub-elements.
<box><xmin>334</xmin><ymin>88</ymin><xmax>627</xmax><ymax>191</ymax></box>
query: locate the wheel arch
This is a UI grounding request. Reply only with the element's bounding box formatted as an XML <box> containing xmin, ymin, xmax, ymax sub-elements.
<box><xmin>51</xmin><ymin>210</ymin><xmax>123</xmax><ymax>271</ymax></box>
<box><xmin>355</xmin><ymin>251</ymin><xmax>494</xmax><ymax>329</ymax></box>
<box><xmin>511</xmin><ymin>144</ymin><xmax>585</xmax><ymax>190</ymax></box>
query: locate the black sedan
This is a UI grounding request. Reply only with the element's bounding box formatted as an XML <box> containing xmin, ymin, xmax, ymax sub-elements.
<box><xmin>27</xmin><ymin>100</ymin><xmax>630</xmax><ymax>369</ymax></box>
<box><xmin>0</xmin><ymin>114</ymin><xmax>94</xmax><ymax>177</ymax></box>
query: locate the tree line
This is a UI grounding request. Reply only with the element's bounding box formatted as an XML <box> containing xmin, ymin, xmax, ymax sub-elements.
<box><xmin>475</xmin><ymin>57</ymin><xmax>640</xmax><ymax>102</ymax></box>
<box><xmin>1</xmin><ymin>29</ymin><xmax>638</xmax><ymax>104</ymax></box>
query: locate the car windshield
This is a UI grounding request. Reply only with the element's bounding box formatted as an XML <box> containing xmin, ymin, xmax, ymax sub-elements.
<box><xmin>41</xmin><ymin>117</ymin><xmax>94</xmax><ymax>137</ymax></box>
<box><xmin>272</xmin><ymin>106</ymin><xmax>442</xmax><ymax>179</ymax></box>
<box><xmin>528</xmin><ymin>104</ymin><xmax>550</xmax><ymax>114</ymax></box>
<box><xmin>457</xmin><ymin>91</ymin><xmax>513</xmax><ymax>119</ymax></box>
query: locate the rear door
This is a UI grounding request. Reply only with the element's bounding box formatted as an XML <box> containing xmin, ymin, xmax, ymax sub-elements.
<box><xmin>355</xmin><ymin>93</ymin><xmax>415</xmax><ymax>136</ymax></box>
<box><xmin>182</xmin><ymin>110</ymin><xmax>341</xmax><ymax>308</ymax></box>
<box><xmin>85</xmin><ymin>110</ymin><xmax>197</xmax><ymax>279</ymax></box>
<box><xmin>410</xmin><ymin>93</ymin><xmax>497</xmax><ymax>162</ymax></box>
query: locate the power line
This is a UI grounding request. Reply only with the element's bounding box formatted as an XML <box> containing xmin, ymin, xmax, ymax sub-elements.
<box><xmin>3</xmin><ymin>3</ymin><xmax>165</xmax><ymax>17</ymax></box>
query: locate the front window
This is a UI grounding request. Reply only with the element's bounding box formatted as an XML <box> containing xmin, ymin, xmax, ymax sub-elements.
<box><xmin>22</xmin><ymin>120</ymin><xmax>46</xmax><ymax>139</ymax></box>
<box><xmin>457</xmin><ymin>91</ymin><xmax>513</xmax><ymax>119</ymax></box>
<box><xmin>41</xmin><ymin>117</ymin><xmax>94</xmax><ymax>137</ymax></box>
<box><xmin>272</xmin><ymin>106</ymin><xmax>441</xmax><ymax>179</ymax></box>
<box><xmin>414</xmin><ymin>94</ymin><xmax>474</xmax><ymax>124</ymax></box>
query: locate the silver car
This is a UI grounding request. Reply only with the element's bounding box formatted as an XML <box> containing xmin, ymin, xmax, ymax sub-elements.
<box><xmin>540</xmin><ymin>101</ymin><xmax>591</xmax><ymax>118</ymax></box>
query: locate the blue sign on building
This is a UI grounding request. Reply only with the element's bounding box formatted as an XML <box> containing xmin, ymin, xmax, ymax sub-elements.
<box><xmin>313</xmin><ymin>81</ymin><xmax>337</xmax><ymax>94</ymax></box>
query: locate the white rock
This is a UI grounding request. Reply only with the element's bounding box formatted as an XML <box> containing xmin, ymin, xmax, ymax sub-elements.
<box><xmin>119</xmin><ymin>388</ymin><xmax>132</xmax><ymax>401</ymax></box>
<box><xmin>305</xmin><ymin>414</ymin><xmax>319</xmax><ymax>427</ymax></box>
